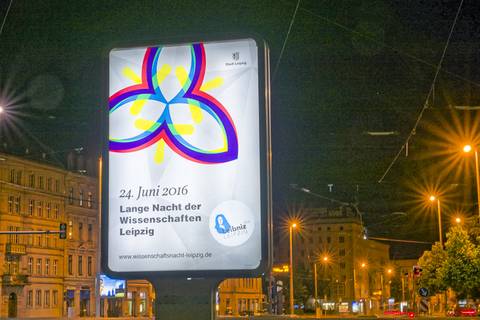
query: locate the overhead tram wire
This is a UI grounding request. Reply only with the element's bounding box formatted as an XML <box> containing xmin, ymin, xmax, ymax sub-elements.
<box><xmin>0</xmin><ymin>0</ymin><xmax>13</xmax><ymax>39</ymax></box>
<box><xmin>272</xmin><ymin>0</ymin><xmax>301</xmax><ymax>81</ymax></box>
<box><xmin>290</xmin><ymin>1</ymin><xmax>479</xmax><ymax>88</ymax></box>
<box><xmin>377</xmin><ymin>0</ymin><xmax>465</xmax><ymax>184</ymax></box>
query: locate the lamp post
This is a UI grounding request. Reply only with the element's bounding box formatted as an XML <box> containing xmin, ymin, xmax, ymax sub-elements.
<box><xmin>463</xmin><ymin>144</ymin><xmax>480</xmax><ymax>222</ymax></box>
<box><xmin>314</xmin><ymin>262</ymin><xmax>320</xmax><ymax>317</ymax></box>
<box><xmin>289</xmin><ymin>223</ymin><xmax>297</xmax><ymax>316</ymax></box>
<box><xmin>429</xmin><ymin>195</ymin><xmax>443</xmax><ymax>246</ymax></box>
<box><xmin>321</xmin><ymin>255</ymin><xmax>329</xmax><ymax>316</ymax></box>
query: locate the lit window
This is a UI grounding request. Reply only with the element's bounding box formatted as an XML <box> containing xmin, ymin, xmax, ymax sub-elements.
<box><xmin>68</xmin><ymin>255</ymin><xmax>73</xmax><ymax>275</ymax></box>
<box><xmin>14</xmin><ymin>196</ymin><xmax>20</xmax><ymax>213</ymax></box>
<box><xmin>54</xmin><ymin>204</ymin><xmax>59</xmax><ymax>220</ymax></box>
<box><xmin>37</xmin><ymin>201</ymin><xmax>43</xmax><ymax>217</ymax></box>
<box><xmin>8</xmin><ymin>196</ymin><xmax>13</xmax><ymax>213</ymax></box>
<box><xmin>53</xmin><ymin>260</ymin><xmax>58</xmax><ymax>275</ymax></box>
<box><xmin>29</xmin><ymin>200</ymin><xmax>34</xmax><ymax>215</ymax></box>
<box><xmin>87</xmin><ymin>192</ymin><xmax>93</xmax><ymax>208</ymax></box>
<box><xmin>79</xmin><ymin>190</ymin><xmax>84</xmax><ymax>206</ymax></box>
<box><xmin>46</xmin><ymin>202</ymin><xmax>51</xmax><ymax>218</ymax></box>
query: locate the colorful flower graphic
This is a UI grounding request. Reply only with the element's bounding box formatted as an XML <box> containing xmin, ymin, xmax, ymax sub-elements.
<box><xmin>109</xmin><ymin>43</ymin><xmax>238</xmax><ymax>164</ymax></box>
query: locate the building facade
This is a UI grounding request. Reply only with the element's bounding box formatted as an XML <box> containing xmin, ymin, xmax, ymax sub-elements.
<box><xmin>0</xmin><ymin>152</ymin><xmax>157</xmax><ymax>318</ymax></box>
<box><xmin>217</xmin><ymin>278</ymin><xmax>264</xmax><ymax>316</ymax></box>
<box><xmin>274</xmin><ymin>206</ymin><xmax>391</xmax><ymax>314</ymax></box>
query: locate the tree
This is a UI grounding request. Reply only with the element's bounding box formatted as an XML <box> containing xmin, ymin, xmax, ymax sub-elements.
<box><xmin>418</xmin><ymin>242</ymin><xmax>447</xmax><ymax>294</ymax></box>
<box><xmin>443</xmin><ymin>226</ymin><xmax>480</xmax><ymax>298</ymax></box>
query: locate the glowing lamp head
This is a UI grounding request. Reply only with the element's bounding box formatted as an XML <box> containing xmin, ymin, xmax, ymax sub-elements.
<box><xmin>323</xmin><ymin>256</ymin><xmax>328</xmax><ymax>262</ymax></box>
<box><xmin>361</xmin><ymin>263</ymin><xmax>366</xmax><ymax>268</ymax></box>
<box><xmin>0</xmin><ymin>106</ymin><xmax>3</xmax><ymax>114</ymax></box>
<box><xmin>429</xmin><ymin>195</ymin><xmax>436</xmax><ymax>202</ymax></box>
<box><xmin>463</xmin><ymin>144</ymin><xmax>472</xmax><ymax>153</ymax></box>
<box><xmin>456</xmin><ymin>217</ymin><xmax>461</xmax><ymax>224</ymax></box>
<box><xmin>291</xmin><ymin>223</ymin><xmax>297</xmax><ymax>228</ymax></box>
<box><xmin>387</xmin><ymin>268</ymin><xmax>392</xmax><ymax>274</ymax></box>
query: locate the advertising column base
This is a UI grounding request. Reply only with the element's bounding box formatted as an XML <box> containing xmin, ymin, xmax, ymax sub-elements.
<box><xmin>150</xmin><ymin>278</ymin><xmax>221</xmax><ymax>320</ymax></box>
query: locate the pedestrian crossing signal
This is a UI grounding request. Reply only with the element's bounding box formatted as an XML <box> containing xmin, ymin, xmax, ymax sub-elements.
<box><xmin>59</xmin><ymin>223</ymin><xmax>67</xmax><ymax>239</ymax></box>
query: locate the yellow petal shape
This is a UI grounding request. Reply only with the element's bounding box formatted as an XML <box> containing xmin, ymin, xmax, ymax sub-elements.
<box><xmin>122</xmin><ymin>67</ymin><xmax>142</xmax><ymax>84</ymax></box>
<box><xmin>157</xmin><ymin>64</ymin><xmax>171</xmax><ymax>85</ymax></box>
<box><xmin>173</xmin><ymin>124</ymin><xmax>194</xmax><ymax>135</ymax></box>
<box><xmin>130</xmin><ymin>99</ymin><xmax>147</xmax><ymax>115</ymax></box>
<box><xmin>189</xmin><ymin>104</ymin><xmax>203</xmax><ymax>124</ymax></box>
<box><xmin>134</xmin><ymin>118</ymin><xmax>155</xmax><ymax>131</ymax></box>
<box><xmin>154</xmin><ymin>140</ymin><xmax>165</xmax><ymax>164</ymax></box>
<box><xmin>175</xmin><ymin>66</ymin><xmax>188</xmax><ymax>87</ymax></box>
<box><xmin>200</xmin><ymin>77</ymin><xmax>224</xmax><ymax>91</ymax></box>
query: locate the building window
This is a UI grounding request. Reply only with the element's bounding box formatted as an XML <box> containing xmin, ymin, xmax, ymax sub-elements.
<box><xmin>28</xmin><ymin>257</ymin><xmax>33</xmax><ymax>274</ymax></box>
<box><xmin>15</xmin><ymin>196</ymin><xmax>20</xmax><ymax>213</ymax></box>
<box><xmin>47</xmin><ymin>177</ymin><xmax>52</xmax><ymax>191</ymax></box>
<box><xmin>79</xmin><ymin>223</ymin><xmax>83</xmax><ymax>241</ymax></box>
<box><xmin>54</xmin><ymin>204</ymin><xmax>59</xmax><ymax>220</ymax></box>
<box><xmin>68</xmin><ymin>255</ymin><xmax>73</xmax><ymax>275</ymax></box>
<box><xmin>27</xmin><ymin>290</ymin><xmax>33</xmax><ymax>308</ymax></box>
<box><xmin>29</xmin><ymin>174</ymin><xmax>35</xmax><ymax>188</ymax></box>
<box><xmin>318</xmin><ymin>236</ymin><xmax>322</xmax><ymax>243</ymax></box>
<box><xmin>29</xmin><ymin>199</ymin><xmax>34</xmax><ymax>215</ymax></box>
<box><xmin>10</xmin><ymin>169</ymin><xmax>15</xmax><ymax>183</ymax></box>
<box><xmin>88</xmin><ymin>256</ymin><xmax>92</xmax><ymax>276</ymax></box>
<box><xmin>68</xmin><ymin>221</ymin><xmax>73</xmax><ymax>239</ymax></box>
<box><xmin>327</xmin><ymin>226</ymin><xmax>331</xmax><ymax>231</ymax></box>
<box><xmin>45</xmin><ymin>259</ymin><xmax>50</xmax><ymax>275</ymax></box>
<box><xmin>339</xmin><ymin>236</ymin><xmax>345</xmax><ymax>243</ymax></box>
<box><xmin>339</xmin><ymin>226</ymin><xmax>344</xmax><ymax>231</ymax></box>
<box><xmin>88</xmin><ymin>224</ymin><xmax>92</xmax><ymax>241</ymax></box>
<box><xmin>38</xmin><ymin>176</ymin><xmax>44</xmax><ymax>189</ymax></box>
<box><xmin>78</xmin><ymin>256</ymin><xmax>83</xmax><ymax>276</ymax></box>
<box><xmin>37</xmin><ymin>201</ymin><xmax>43</xmax><ymax>217</ymax></box>
<box><xmin>36</xmin><ymin>258</ymin><xmax>42</xmax><ymax>274</ymax></box>
<box><xmin>53</xmin><ymin>259</ymin><xmax>58</xmax><ymax>275</ymax></box>
<box><xmin>55</xmin><ymin>179</ymin><xmax>60</xmax><ymax>193</ymax></box>
<box><xmin>68</xmin><ymin>187</ymin><xmax>74</xmax><ymax>204</ymax></box>
<box><xmin>8</xmin><ymin>195</ymin><xmax>13</xmax><ymax>213</ymax></box>
<box><xmin>340</xmin><ymin>262</ymin><xmax>346</xmax><ymax>269</ymax></box>
<box><xmin>87</xmin><ymin>192</ymin><xmax>93</xmax><ymax>208</ymax></box>
<box><xmin>327</xmin><ymin>236</ymin><xmax>331</xmax><ymax>243</ymax></box>
<box><xmin>46</xmin><ymin>202</ymin><xmax>51</xmax><ymax>218</ymax></box>
<box><xmin>52</xmin><ymin>290</ymin><xmax>58</xmax><ymax>307</ymax></box>
<box><xmin>44</xmin><ymin>290</ymin><xmax>50</xmax><ymax>307</ymax></box>
<box><xmin>35</xmin><ymin>289</ymin><xmax>41</xmax><ymax>307</ymax></box>
<box><xmin>339</xmin><ymin>249</ymin><xmax>345</xmax><ymax>256</ymax></box>
<box><xmin>79</xmin><ymin>190</ymin><xmax>84</xmax><ymax>206</ymax></box>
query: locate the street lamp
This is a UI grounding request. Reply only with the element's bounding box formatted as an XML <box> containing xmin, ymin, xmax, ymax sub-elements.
<box><xmin>455</xmin><ymin>216</ymin><xmax>462</xmax><ymax>224</ymax></box>
<box><xmin>429</xmin><ymin>195</ymin><xmax>443</xmax><ymax>246</ymax></box>
<box><xmin>0</xmin><ymin>106</ymin><xmax>4</xmax><ymax>114</ymax></box>
<box><xmin>463</xmin><ymin>144</ymin><xmax>480</xmax><ymax>222</ymax></box>
<box><xmin>289</xmin><ymin>222</ymin><xmax>297</xmax><ymax>316</ymax></box>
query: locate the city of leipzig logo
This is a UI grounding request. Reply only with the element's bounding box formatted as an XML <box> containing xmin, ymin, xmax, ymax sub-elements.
<box><xmin>109</xmin><ymin>43</ymin><xmax>238</xmax><ymax>164</ymax></box>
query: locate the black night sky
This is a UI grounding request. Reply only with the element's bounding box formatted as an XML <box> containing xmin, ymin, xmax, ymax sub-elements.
<box><xmin>1</xmin><ymin>0</ymin><xmax>480</xmax><ymax>243</ymax></box>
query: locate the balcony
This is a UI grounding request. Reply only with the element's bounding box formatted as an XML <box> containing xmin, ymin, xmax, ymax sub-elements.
<box><xmin>2</xmin><ymin>274</ymin><xmax>28</xmax><ymax>286</ymax></box>
<box><xmin>5</xmin><ymin>244</ymin><xmax>26</xmax><ymax>255</ymax></box>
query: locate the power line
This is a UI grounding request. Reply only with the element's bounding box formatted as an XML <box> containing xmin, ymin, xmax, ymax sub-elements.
<box><xmin>296</xmin><ymin>2</ymin><xmax>479</xmax><ymax>88</ymax></box>
<box><xmin>273</xmin><ymin>0</ymin><xmax>301</xmax><ymax>81</ymax></box>
<box><xmin>378</xmin><ymin>0</ymin><xmax>465</xmax><ymax>183</ymax></box>
<box><xmin>0</xmin><ymin>0</ymin><xmax>13</xmax><ymax>39</ymax></box>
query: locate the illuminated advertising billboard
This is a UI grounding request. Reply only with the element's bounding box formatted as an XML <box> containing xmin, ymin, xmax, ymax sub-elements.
<box><xmin>99</xmin><ymin>274</ymin><xmax>126</xmax><ymax>298</ymax></box>
<box><xmin>103</xmin><ymin>37</ymin><xmax>270</xmax><ymax>276</ymax></box>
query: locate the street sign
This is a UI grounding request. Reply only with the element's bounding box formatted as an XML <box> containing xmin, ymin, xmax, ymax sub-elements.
<box><xmin>103</xmin><ymin>36</ymin><xmax>271</xmax><ymax>278</ymax></box>
<box><xmin>419</xmin><ymin>287</ymin><xmax>429</xmax><ymax>297</ymax></box>
<box><xmin>419</xmin><ymin>298</ymin><xmax>429</xmax><ymax>312</ymax></box>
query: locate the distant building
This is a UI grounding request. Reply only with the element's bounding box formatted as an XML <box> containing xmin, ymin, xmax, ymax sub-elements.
<box><xmin>274</xmin><ymin>206</ymin><xmax>391</xmax><ymax>314</ymax></box>
<box><xmin>0</xmin><ymin>152</ymin><xmax>154</xmax><ymax>318</ymax></box>
<box><xmin>217</xmin><ymin>278</ymin><xmax>263</xmax><ymax>316</ymax></box>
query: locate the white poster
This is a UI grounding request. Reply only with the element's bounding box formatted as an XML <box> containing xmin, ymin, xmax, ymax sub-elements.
<box><xmin>107</xmin><ymin>38</ymin><xmax>263</xmax><ymax>272</ymax></box>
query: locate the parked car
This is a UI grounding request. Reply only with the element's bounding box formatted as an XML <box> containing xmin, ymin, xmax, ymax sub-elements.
<box><xmin>383</xmin><ymin>309</ymin><xmax>415</xmax><ymax>318</ymax></box>
<box><xmin>447</xmin><ymin>305</ymin><xmax>477</xmax><ymax>317</ymax></box>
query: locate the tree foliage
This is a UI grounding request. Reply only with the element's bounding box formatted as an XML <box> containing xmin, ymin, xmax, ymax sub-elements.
<box><xmin>418</xmin><ymin>226</ymin><xmax>480</xmax><ymax>298</ymax></box>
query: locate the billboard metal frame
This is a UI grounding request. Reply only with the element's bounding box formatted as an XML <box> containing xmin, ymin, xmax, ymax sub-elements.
<box><xmin>101</xmin><ymin>34</ymin><xmax>271</xmax><ymax>279</ymax></box>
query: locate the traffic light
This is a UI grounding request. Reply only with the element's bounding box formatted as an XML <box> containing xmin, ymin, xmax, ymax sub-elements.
<box><xmin>413</xmin><ymin>265</ymin><xmax>422</xmax><ymax>277</ymax></box>
<box><xmin>59</xmin><ymin>223</ymin><xmax>67</xmax><ymax>239</ymax></box>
